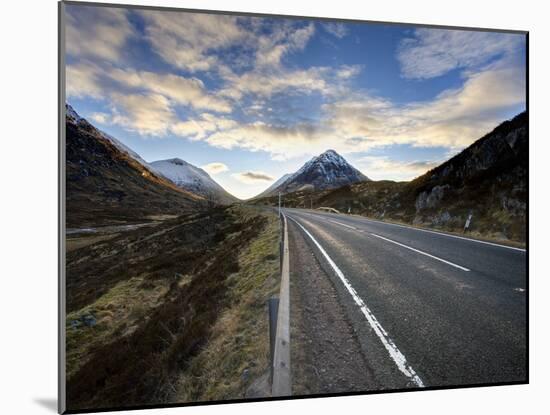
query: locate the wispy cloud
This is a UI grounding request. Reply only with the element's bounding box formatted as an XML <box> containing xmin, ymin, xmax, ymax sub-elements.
<box><xmin>204</xmin><ymin>61</ymin><xmax>525</xmax><ymax>159</ymax></box>
<box><xmin>140</xmin><ymin>11</ymin><xmax>248</xmax><ymax>72</ymax></box>
<box><xmin>108</xmin><ymin>68</ymin><xmax>232</xmax><ymax>113</ymax></box>
<box><xmin>66</xmin><ymin>6</ymin><xmax>134</xmax><ymax>62</ymax></box>
<box><xmin>232</xmin><ymin>171</ymin><xmax>275</xmax><ymax>183</ymax></box>
<box><xmin>66</xmin><ymin>62</ymin><xmax>104</xmax><ymax>99</ymax></box>
<box><xmin>89</xmin><ymin>112</ymin><xmax>110</xmax><ymax>124</ymax></box>
<box><xmin>322</xmin><ymin>22</ymin><xmax>349</xmax><ymax>39</ymax></box>
<box><xmin>202</xmin><ymin>162</ymin><xmax>229</xmax><ymax>175</ymax></box>
<box><xmin>255</xmin><ymin>22</ymin><xmax>315</xmax><ymax>68</ymax></box>
<box><xmin>108</xmin><ymin>93</ymin><xmax>175</xmax><ymax>136</ymax></box>
<box><xmin>65</xmin><ymin>6</ymin><xmax>525</xmax><ymax>174</ymax></box>
<box><xmin>397</xmin><ymin>28</ymin><xmax>524</xmax><ymax>79</ymax></box>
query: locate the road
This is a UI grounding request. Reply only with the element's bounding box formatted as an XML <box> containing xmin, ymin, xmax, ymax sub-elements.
<box><xmin>284</xmin><ymin>207</ymin><xmax>527</xmax><ymax>392</ymax></box>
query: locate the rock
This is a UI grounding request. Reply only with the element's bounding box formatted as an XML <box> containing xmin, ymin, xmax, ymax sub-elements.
<box><xmin>501</xmin><ymin>196</ymin><xmax>526</xmax><ymax>216</ymax></box>
<box><xmin>415</xmin><ymin>191</ymin><xmax>428</xmax><ymax>211</ymax></box>
<box><xmin>415</xmin><ymin>185</ymin><xmax>450</xmax><ymax>212</ymax></box>
<box><xmin>432</xmin><ymin>211</ymin><xmax>452</xmax><ymax>226</ymax></box>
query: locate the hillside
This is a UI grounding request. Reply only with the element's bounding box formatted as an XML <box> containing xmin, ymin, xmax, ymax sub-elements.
<box><xmin>65</xmin><ymin>105</ymin><xmax>205</xmax><ymax>227</ymax></box>
<box><xmin>253</xmin><ymin>112</ymin><xmax>527</xmax><ymax>243</ymax></box>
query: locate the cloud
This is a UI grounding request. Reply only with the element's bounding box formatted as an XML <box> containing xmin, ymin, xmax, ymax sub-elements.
<box><xmin>108</xmin><ymin>93</ymin><xmax>237</xmax><ymax>138</ymax></box>
<box><xmin>255</xmin><ymin>22</ymin><xmax>315</xmax><ymax>68</ymax></box>
<box><xmin>322</xmin><ymin>22</ymin><xmax>349</xmax><ymax>39</ymax></box>
<box><xmin>336</xmin><ymin>65</ymin><xmax>363</xmax><ymax>79</ymax></box>
<box><xmin>219</xmin><ymin>66</ymin><xmax>332</xmax><ymax>99</ymax></box>
<box><xmin>108</xmin><ymin>69</ymin><xmax>232</xmax><ymax>113</ymax></box>
<box><xmin>109</xmin><ymin>93</ymin><xmax>175</xmax><ymax>136</ymax></box>
<box><xmin>232</xmin><ymin>171</ymin><xmax>275</xmax><ymax>183</ymax></box>
<box><xmin>66</xmin><ymin>63</ymin><xmax>104</xmax><ymax>98</ymax></box>
<box><xmin>141</xmin><ymin>11</ymin><xmax>248</xmax><ymax>72</ymax></box>
<box><xmin>66</xmin><ymin>5</ymin><xmax>134</xmax><ymax>62</ymax></box>
<box><xmin>90</xmin><ymin>112</ymin><xmax>110</xmax><ymax>124</ymax></box>
<box><xmin>357</xmin><ymin>156</ymin><xmax>440</xmax><ymax>181</ymax></box>
<box><xmin>65</xmin><ymin>7</ymin><xmax>525</xmax><ymax>167</ymax></box>
<box><xmin>397</xmin><ymin>28</ymin><xmax>524</xmax><ymax>79</ymax></box>
<box><xmin>205</xmin><ymin>63</ymin><xmax>525</xmax><ymax>159</ymax></box>
<box><xmin>202</xmin><ymin>162</ymin><xmax>229</xmax><ymax>175</ymax></box>
<box><xmin>171</xmin><ymin>113</ymin><xmax>237</xmax><ymax>140</ymax></box>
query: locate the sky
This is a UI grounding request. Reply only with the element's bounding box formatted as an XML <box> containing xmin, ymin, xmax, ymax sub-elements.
<box><xmin>64</xmin><ymin>4</ymin><xmax>526</xmax><ymax>199</ymax></box>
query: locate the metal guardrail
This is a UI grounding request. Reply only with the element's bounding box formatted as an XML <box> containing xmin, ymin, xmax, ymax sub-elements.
<box><xmin>268</xmin><ymin>212</ymin><xmax>291</xmax><ymax>396</ymax></box>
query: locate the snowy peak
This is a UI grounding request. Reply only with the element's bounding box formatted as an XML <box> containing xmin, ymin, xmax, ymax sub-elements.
<box><xmin>150</xmin><ymin>159</ymin><xmax>237</xmax><ymax>205</ymax></box>
<box><xmin>257</xmin><ymin>150</ymin><xmax>369</xmax><ymax>198</ymax></box>
<box><xmin>318</xmin><ymin>149</ymin><xmax>345</xmax><ymax>163</ymax></box>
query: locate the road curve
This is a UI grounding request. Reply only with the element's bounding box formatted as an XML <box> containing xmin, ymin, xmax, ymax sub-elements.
<box><xmin>284</xmin><ymin>207</ymin><xmax>527</xmax><ymax>391</ymax></box>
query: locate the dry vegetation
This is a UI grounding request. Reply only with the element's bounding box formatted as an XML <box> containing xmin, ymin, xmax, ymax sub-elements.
<box><xmin>65</xmin><ymin>205</ymin><xmax>280</xmax><ymax>411</ymax></box>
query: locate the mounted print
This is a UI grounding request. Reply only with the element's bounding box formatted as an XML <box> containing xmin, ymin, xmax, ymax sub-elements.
<box><xmin>59</xmin><ymin>1</ymin><xmax>528</xmax><ymax>413</ymax></box>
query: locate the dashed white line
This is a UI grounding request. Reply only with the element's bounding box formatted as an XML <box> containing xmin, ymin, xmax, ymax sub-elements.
<box><xmin>328</xmin><ymin>219</ymin><xmax>357</xmax><ymax>230</ymax></box>
<box><xmin>366</xmin><ymin>220</ymin><xmax>527</xmax><ymax>253</ymax></box>
<box><xmin>370</xmin><ymin>233</ymin><xmax>470</xmax><ymax>272</ymax></box>
<box><xmin>314</xmin><ymin>213</ymin><xmax>470</xmax><ymax>272</ymax></box>
<box><xmin>288</xmin><ymin>216</ymin><xmax>425</xmax><ymax>388</ymax></box>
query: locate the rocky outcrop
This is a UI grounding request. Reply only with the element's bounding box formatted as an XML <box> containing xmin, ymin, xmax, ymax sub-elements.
<box><xmin>415</xmin><ymin>185</ymin><xmax>450</xmax><ymax>211</ymax></box>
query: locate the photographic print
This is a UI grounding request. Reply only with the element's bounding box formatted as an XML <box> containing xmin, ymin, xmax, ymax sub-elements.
<box><xmin>60</xmin><ymin>1</ymin><xmax>527</xmax><ymax>412</ymax></box>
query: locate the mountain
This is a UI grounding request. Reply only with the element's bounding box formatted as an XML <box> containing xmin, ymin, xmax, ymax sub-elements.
<box><xmin>252</xmin><ymin>112</ymin><xmax>527</xmax><ymax>242</ymax></box>
<box><xmin>257</xmin><ymin>150</ymin><xmax>369</xmax><ymax>198</ymax></box>
<box><xmin>150</xmin><ymin>158</ymin><xmax>238</xmax><ymax>205</ymax></box>
<box><xmin>65</xmin><ymin>104</ymin><xmax>204</xmax><ymax>227</ymax></box>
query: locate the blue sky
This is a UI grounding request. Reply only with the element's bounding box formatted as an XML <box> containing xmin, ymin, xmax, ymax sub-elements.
<box><xmin>65</xmin><ymin>4</ymin><xmax>526</xmax><ymax>199</ymax></box>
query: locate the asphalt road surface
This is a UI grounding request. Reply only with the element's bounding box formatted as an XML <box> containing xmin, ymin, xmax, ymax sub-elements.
<box><xmin>284</xmin><ymin>207</ymin><xmax>527</xmax><ymax>391</ymax></box>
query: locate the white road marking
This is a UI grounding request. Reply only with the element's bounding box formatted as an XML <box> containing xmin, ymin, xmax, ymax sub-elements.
<box><xmin>514</xmin><ymin>288</ymin><xmax>526</xmax><ymax>292</ymax></box>
<box><xmin>369</xmin><ymin>233</ymin><xmax>470</xmax><ymax>272</ymax></box>
<box><xmin>297</xmin><ymin>210</ymin><xmax>526</xmax><ymax>253</ymax></box>
<box><xmin>288</xmin><ymin>216</ymin><xmax>425</xmax><ymax>388</ymax></box>
<box><xmin>328</xmin><ymin>219</ymin><xmax>357</xmax><ymax>230</ymax></box>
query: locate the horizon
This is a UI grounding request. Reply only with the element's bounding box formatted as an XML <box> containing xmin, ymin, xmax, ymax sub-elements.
<box><xmin>65</xmin><ymin>4</ymin><xmax>526</xmax><ymax>199</ymax></box>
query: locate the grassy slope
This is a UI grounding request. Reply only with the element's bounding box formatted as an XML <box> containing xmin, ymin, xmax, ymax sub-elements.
<box><xmin>66</xmin><ymin>206</ymin><xmax>280</xmax><ymax>410</ymax></box>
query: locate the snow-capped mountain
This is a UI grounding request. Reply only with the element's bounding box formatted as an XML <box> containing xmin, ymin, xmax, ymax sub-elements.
<box><xmin>257</xmin><ymin>150</ymin><xmax>369</xmax><ymax>197</ymax></box>
<box><xmin>150</xmin><ymin>158</ymin><xmax>238</xmax><ymax>205</ymax></box>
